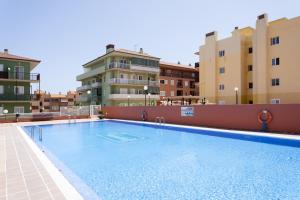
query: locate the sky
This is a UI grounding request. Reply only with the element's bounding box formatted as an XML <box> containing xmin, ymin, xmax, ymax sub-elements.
<box><xmin>1</xmin><ymin>0</ymin><xmax>299</xmax><ymax>93</ymax></box>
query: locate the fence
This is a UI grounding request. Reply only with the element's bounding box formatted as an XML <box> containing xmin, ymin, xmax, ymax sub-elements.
<box><xmin>101</xmin><ymin>104</ymin><xmax>300</xmax><ymax>134</ymax></box>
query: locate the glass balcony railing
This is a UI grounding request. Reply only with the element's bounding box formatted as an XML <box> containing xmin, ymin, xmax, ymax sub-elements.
<box><xmin>108</xmin><ymin>62</ymin><xmax>130</xmax><ymax>70</ymax></box>
<box><xmin>0</xmin><ymin>72</ymin><xmax>40</xmax><ymax>81</ymax></box>
<box><xmin>109</xmin><ymin>78</ymin><xmax>159</xmax><ymax>86</ymax></box>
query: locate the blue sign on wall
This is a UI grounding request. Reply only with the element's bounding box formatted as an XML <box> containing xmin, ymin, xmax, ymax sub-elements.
<box><xmin>181</xmin><ymin>107</ymin><xmax>194</xmax><ymax>117</ymax></box>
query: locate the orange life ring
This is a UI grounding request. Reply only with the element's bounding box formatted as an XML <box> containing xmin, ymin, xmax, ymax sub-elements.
<box><xmin>258</xmin><ymin>109</ymin><xmax>272</xmax><ymax>124</ymax></box>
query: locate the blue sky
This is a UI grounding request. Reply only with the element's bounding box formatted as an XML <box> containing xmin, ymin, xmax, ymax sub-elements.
<box><xmin>1</xmin><ymin>0</ymin><xmax>299</xmax><ymax>93</ymax></box>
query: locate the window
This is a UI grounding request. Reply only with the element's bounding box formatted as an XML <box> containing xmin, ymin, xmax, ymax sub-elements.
<box><xmin>248</xmin><ymin>47</ymin><xmax>253</xmax><ymax>54</ymax></box>
<box><xmin>219</xmin><ymin>67</ymin><xmax>225</xmax><ymax>74</ymax></box>
<box><xmin>14</xmin><ymin>107</ymin><xmax>24</xmax><ymax>113</ymax></box>
<box><xmin>248</xmin><ymin>82</ymin><xmax>253</xmax><ymax>89</ymax></box>
<box><xmin>170</xmin><ymin>91</ymin><xmax>174</xmax><ymax>96</ymax></box>
<box><xmin>271</xmin><ymin>78</ymin><xmax>280</xmax><ymax>86</ymax></box>
<box><xmin>160</xmin><ymin>80</ymin><xmax>165</xmax><ymax>84</ymax></box>
<box><xmin>272</xmin><ymin>58</ymin><xmax>280</xmax><ymax>66</ymax></box>
<box><xmin>184</xmin><ymin>81</ymin><xmax>189</xmax><ymax>87</ymax></box>
<box><xmin>0</xmin><ymin>64</ymin><xmax>3</xmax><ymax>71</ymax></box>
<box><xmin>160</xmin><ymin>91</ymin><xmax>166</xmax><ymax>96</ymax></box>
<box><xmin>0</xmin><ymin>85</ymin><xmax>3</xmax><ymax>94</ymax></box>
<box><xmin>120</xmin><ymin>88</ymin><xmax>127</xmax><ymax>94</ymax></box>
<box><xmin>138</xmin><ymin>75</ymin><xmax>143</xmax><ymax>80</ymax></box>
<box><xmin>14</xmin><ymin>66</ymin><xmax>24</xmax><ymax>80</ymax></box>
<box><xmin>218</xmin><ymin>100</ymin><xmax>225</xmax><ymax>105</ymax></box>
<box><xmin>219</xmin><ymin>84</ymin><xmax>225</xmax><ymax>91</ymax></box>
<box><xmin>130</xmin><ymin>88</ymin><xmax>136</xmax><ymax>94</ymax></box>
<box><xmin>51</xmin><ymin>106</ymin><xmax>60</xmax><ymax>111</ymax></box>
<box><xmin>170</xmin><ymin>80</ymin><xmax>174</xmax><ymax>85</ymax></box>
<box><xmin>14</xmin><ymin>86</ymin><xmax>24</xmax><ymax>95</ymax></box>
<box><xmin>219</xmin><ymin>50</ymin><xmax>225</xmax><ymax>57</ymax></box>
<box><xmin>271</xmin><ymin>99</ymin><xmax>280</xmax><ymax>104</ymax></box>
<box><xmin>271</xmin><ymin>36</ymin><xmax>280</xmax><ymax>45</ymax></box>
<box><xmin>248</xmin><ymin>65</ymin><xmax>253</xmax><ymax>71</ymax></box>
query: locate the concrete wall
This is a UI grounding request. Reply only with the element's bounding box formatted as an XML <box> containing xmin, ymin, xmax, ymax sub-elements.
<box><xmin>102</xmin><ymin>105</ymin><xmax>300</xmax><ymax>134</ymax></box>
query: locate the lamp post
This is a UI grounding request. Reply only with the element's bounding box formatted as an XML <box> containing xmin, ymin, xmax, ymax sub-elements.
<box><xmin>148</xmin><ymin>93</ymin><xmax>151</xmax><ymax>106</ymax></box>
<box><xmin>144</xmin><ymin>85</ymin><xmax>148</xmax><ymax>106</ymax></box>
<box><xmin>127</xmin><ymin>95</ymin><xmax>130</xmax><ymax>106</ymax></box>
<box><xmin>234</xmin><ymin>87</ymin><xmax>239</xmax><ymax>104</ymax></box>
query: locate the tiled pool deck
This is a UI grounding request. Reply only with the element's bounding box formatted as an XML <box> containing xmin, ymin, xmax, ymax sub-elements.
<box><xmin>0</xmin><ymin>124</ymin><xmax>66</xmax><ymax>200</ymax></box>
<box><xmin>0</xmin><ymin>119</ymin><xmax>97</xmax><ymax>200</ymax></box>
<box><xmin>1</xmin><ymin>118</ymin><xmax>300</xmax><ymax>200</ymax></box>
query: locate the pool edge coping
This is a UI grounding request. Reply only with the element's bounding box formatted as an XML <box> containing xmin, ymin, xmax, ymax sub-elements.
<box><xmin>110</xmin><ymin>119</ymin><xmax>300</xmax><ymax>141</ymax></box>
<box><xmin>16</xmin><ymin>125</ymin><xmax>85</xmax><ymax>200</ymax></box>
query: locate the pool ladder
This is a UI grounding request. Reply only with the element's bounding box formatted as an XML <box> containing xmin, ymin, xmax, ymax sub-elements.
<box><xmin>68</xmin><ymin>115</ymin><xmax>77</xmax><ymax>124</ymax></box>
<box><xmin>30</xmin><ymin>126</ymin><xmax>43</xmax><ymax>142</ymax></box>
<box><xmin>155</xmin><ymin>117</ymin><xmax>165</xmax><ymax>126</ymax></box>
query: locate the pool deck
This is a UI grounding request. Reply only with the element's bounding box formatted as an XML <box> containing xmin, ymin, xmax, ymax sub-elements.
<box><xmin>0</xmin><ymin>119</ymin><xmax>96</xmax><ymax>200</ymax></box>
<box><xmin>1</xmin><ymin>118</ymin><xmax>300</xmax><ymax>200</ymax></box>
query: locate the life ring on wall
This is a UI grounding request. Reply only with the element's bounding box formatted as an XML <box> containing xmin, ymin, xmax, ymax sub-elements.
<box><xmin>141</xmin><ymin>110</ymin><xmax>148</xmax><ymax>121</ymax></box>
<box><xmin>258</xmin><ymin>109</ymin><xmax>273</xmax><ymax>124</ymax></box>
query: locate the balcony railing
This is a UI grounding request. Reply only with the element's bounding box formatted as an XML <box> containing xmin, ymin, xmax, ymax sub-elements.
<box><xmin>0</xmin><ymin>72</ymin><xmax>40</xmax><ymax>81</ymax></box>
<box><xmin>160</xmin><ymin>72</ymin><xmax>195</xmax><ymax>79</ymax></box>
<box><xmin>108</xmin><ymin>62</ymin><xmax>130</xmax><ymax>70</ymax></box>
<box><xmin>91</xmin><ymin>82</ymin><xmax>102</xmax><ymax>88</ymax></box>
<box><xmin>109</xmin><ymin>78</ymin><xmax>159</xmax><ymax>86</ymax></box>
<box><xmin>77</xmin><ymin>95</ymin><xmax>91</xmax><ymax>102</ymax></box>
<box><xmin>109</xmin><ymin>93</ymin><xmax>160</xmax><ymax>100</ymax></box>
<box><xmin>0</xmin><ymin>94</ymin><xmax>31</xmax><ymax>101</ymax></box>
<box><xmin>76</xmin><ymin>85</ymin><xmax>91</xmax><ymax>91</ymax></box>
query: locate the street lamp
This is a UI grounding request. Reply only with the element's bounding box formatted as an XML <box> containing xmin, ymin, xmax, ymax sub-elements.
<box><xmin>234</xmin><ymin>87</ymin><xmax>239</xmax><ymax>104</ymax></box>
<box><xmin>144</xmin><ymin>85</ymin><xmax>148</xmax><ymax>106</ymax></box>
<box><xmin>148</xmin><ymin>93</ymin><xmax>151</xmax><ymax>106</ymax></box>
<box><xmin>87</xmin><ymin>90</ymin><xmax>91</xmax><ymax>95</ymax></box>
<box><xmin>127</xmin><ymin>95</ymin><xmax>130</xmax><ymax>106</ymax></box>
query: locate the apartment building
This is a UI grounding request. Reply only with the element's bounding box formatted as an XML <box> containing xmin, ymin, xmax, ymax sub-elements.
<box><xmin>76</xmin><ymin>44</ymin><xmax>160</xmax><ymax>106</ymax></box>
<box><xmin>198</xmin><ymin>14</ymin><xmax>300</xmax><ymax>104</ymax></box>
<box><xmin>0</xmin><ymin>49</ymin><xmax>40</xmax><ymax>113</ymax></box>
<box><xmin>31</xmin><ymin>90</ymin><xmax>78</xmax><ymax>113</ymax></box>
<box><xmin>159</xmin><ymin>61</ymin><xmax>199</xmax><ymax>104</ymax></box>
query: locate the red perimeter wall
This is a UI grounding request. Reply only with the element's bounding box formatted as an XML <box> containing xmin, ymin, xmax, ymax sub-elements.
<box><xmin>102</xmin><ymin>105</ymin><xmax>300</xmax><ymax>134</ymax></box>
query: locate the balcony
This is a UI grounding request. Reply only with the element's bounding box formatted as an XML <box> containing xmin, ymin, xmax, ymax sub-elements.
<box><xmin>91</xmin><ymin>82</ymin><xmax>102</xmax><ymax>88</ymax></box>
<box><xmin>108</xmin><ymin>62</ymin><xmax>159</xmax><ymax>73</ymax></box>
<box><xmin>0</xmin><ymin>72</ymin><xmax>40</xmax><ymax>82</ymax></box>
<box><xmin>109</xmin><ymin>78</ymin><xmax>159</xmax><ymax>86</ymax></box>
<box><xmin>109</xmin><ymin>93</ymin><xmax>160</xmax><ymax>100</ymax></box>
<box><xmin>108</xmin><ymin>62</ymin><xmax>130</xmax><ymax>70</ymax></box>
<box><xmin>0</xmin><ymin>94</ymin><xmax>31</xmax><ymax>102</ymax></box>
<box><xmin>160</xmin><ymin>72</ymin><xmax>195</xmax><ymax>79</ymax></box>
<box><xmin>77</xmin><ymin>95</ymin><xmax>91</xmax><ymax>102</ymax></box>
<box><xmin>76</xmin><ymin>85</ymin><xmax>91</xmax><ymax>92</ymax></box>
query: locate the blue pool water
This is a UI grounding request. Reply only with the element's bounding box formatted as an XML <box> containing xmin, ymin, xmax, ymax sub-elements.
<box><xmin>23</xmin><ymin>120</ymin><xmax>300</xmax><ymax>200</ymax></box>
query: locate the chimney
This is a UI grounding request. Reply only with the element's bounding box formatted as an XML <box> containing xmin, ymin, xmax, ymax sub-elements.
<box><xmin>234</xmin><ymin>26</ymin><xmax>239</xmax><ymax>30</ymax></box>
<box><xmin>106</xmin><ymin>44</ymin><xmax>115</xmax><ymax>53</ymax></box>
<box><xmin>4</xmin><ymin>49</ymin><xmax>8</xmax><ymax>54</ymax></box>
<box><xmin>139</xmin><ymin>48</ymin><xmax>143</xmax><ymax>54</ymax></box>
<box><xmin>177</xmin><ymin>61</ymin><xmax>181</xmax><ymax>64</ymax></box>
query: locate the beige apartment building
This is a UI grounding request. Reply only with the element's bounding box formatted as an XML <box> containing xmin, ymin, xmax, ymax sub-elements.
<box><xmin>198</xmin><ymin>13</ymin><xmax>300</xmax><ymax>104</ymax></box>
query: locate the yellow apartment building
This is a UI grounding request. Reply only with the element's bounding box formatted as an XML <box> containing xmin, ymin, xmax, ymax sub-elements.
<box><xmin>197</xmin><ymin>13</ymin><xmax>300</xmax><ymax>104</ymax></box>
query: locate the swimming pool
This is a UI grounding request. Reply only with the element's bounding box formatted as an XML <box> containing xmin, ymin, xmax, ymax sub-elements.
<box><xmin>23</xmin><ymin>120</ymin><xmax>300</xmax><ymax>200</ymax></box>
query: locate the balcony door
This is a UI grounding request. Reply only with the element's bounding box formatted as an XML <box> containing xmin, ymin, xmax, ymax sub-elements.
<box><xmin>15</xmin><ymin>66</ymin><xmax>24</xmax><ymax>80</ymax></box>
